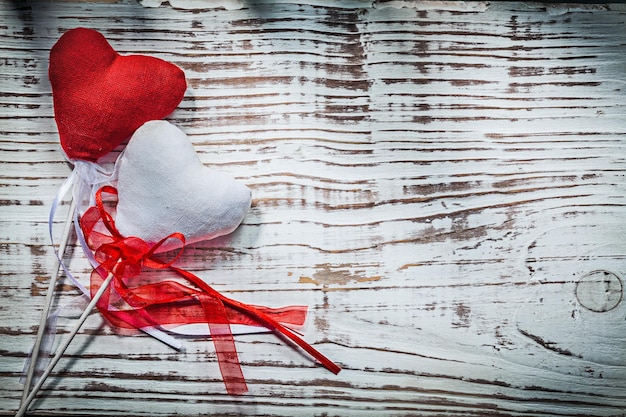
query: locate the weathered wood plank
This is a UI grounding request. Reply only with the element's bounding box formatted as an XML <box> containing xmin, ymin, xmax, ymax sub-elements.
<box><xmin>1</xmin><ymin>1</ymin><xmax>626</xmax><ymax>416</ymax></box>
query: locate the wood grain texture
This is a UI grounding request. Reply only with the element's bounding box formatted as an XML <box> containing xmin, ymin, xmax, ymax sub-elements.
<box><xmin>1</xmin><ymin>1</ymin><xmax>626</xmax><ymax>416</ymax></box>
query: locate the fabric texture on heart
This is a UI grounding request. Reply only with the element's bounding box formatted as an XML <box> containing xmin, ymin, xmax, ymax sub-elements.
<box><xmin>114</xmin><ymin>121</ymin><xmax>251</xmax><ymax>252</ymax></box>
<box><xmin>49</xmin><ymin>27</ymin><xmax>187</xmax><ymax>162</ymax></box>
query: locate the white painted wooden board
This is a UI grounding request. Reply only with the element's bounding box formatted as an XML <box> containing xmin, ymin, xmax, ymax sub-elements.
<box><xmin>1</xmin><ymin>1</ymin><xmax>626</xmax><ymax>415</ymax></box>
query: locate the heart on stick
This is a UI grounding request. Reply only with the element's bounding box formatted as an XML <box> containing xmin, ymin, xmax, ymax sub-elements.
<box><xmin>114</xmin><ymin>121</ymin><xmax>252</xmax><ymax>252</ymax></box>
<box><xmin>49</xmin><ymin>27</ymin><xmax>187</xmax><ymax>162</ymax></box>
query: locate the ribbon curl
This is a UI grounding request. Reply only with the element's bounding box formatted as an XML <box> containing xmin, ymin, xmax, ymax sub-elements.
<box><xmin>79</xmin><ymin>186</ymin><xmax>340</xmax><ymax>395</ymax></box>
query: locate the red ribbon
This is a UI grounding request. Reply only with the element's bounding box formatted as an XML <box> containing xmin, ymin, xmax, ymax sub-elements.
<box><xmin>80</xmin><ymin>186</ymin><xmax>340</xmax><ymax>395</ymax></box>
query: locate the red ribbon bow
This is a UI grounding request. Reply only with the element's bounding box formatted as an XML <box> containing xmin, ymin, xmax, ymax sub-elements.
<box><xmin>80</xmin><ymin>186</ymin><xmax>340</xmax><ymax>395</ymax></box>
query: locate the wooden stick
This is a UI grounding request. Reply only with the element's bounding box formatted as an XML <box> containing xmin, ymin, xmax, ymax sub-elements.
<box><xmin>15</xmin><ymin>271</ymin><xmax>115</xmax><ymax>417</ymax></box>
<box><xmin>20</xmin><ymin>197</ymin><xmax>77</xmax><ymax>405</ymax></box>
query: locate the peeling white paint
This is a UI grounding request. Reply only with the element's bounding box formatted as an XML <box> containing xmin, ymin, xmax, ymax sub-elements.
<box><xmin>140</xmin><ymin>0</ymin><xmax>246</xmax><ymax>9</ymax></box>
<box><xmin>376</xmin><ymin>1</ymin><xmax>490</xmax><ymax>12</ymax></box>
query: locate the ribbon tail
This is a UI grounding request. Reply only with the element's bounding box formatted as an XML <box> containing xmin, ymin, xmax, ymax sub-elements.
<box><xmin>20</xmin><ymin>308</ymin><xmax>60</xmax><ymax>387</ymax></box>
<box><xmin>227</xmin><ymin>299</ymin><xmax>341</xmax><ymax>375</ymax></box>
<box><xmin>198</xmin><ymin>294</ymin><xmax>248</xmax><ymax>395</ymax></box>
<box><xmin>49</xmin><ymin>169</ymin><xmax>90</xmax><ymax>296</ymax></box>
<box><xmin>173</xmin><ymin>267</ymin><xmax>341</xmax><ymax>375</ymax></box>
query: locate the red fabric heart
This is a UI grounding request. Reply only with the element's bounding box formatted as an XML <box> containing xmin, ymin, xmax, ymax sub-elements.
<box><xmin>49</xmin><ymin>28</ymin><xmax>186</xmax><ymax>161</ymax></box>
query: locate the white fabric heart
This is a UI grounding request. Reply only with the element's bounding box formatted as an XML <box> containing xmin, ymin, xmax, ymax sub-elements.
<box><xmin>114</xmin><ymin>120</ymin><xmax>251</xmax><ymax>252</ymax></box>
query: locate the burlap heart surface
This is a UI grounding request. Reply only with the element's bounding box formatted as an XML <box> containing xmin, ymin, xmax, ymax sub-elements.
<box><xmin>49</xmin><ymin>28</ymin><xmax>186</xmax><ymax>161</ymax></box>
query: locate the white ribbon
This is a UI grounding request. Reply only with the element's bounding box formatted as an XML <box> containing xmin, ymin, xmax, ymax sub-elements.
<box><xmin>25</xmin><ymin>160</ymin><xmax>184</xmax><ymax>385</ymax></box>
<box><xmin>60</xmin><ymin>160</ymin><xmax>183</xmax><ymax>348</ymax></box>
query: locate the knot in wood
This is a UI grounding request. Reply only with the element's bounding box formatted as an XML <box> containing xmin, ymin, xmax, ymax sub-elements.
<box><xmin>575</xmin><ymin>270</ymin><xmax>623</xmax><ymax>313</ymax></box>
